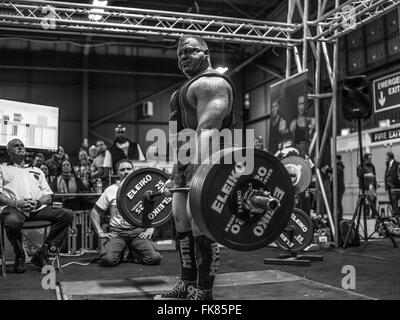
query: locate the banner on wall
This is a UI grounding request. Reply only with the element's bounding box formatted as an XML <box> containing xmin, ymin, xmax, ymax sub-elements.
<box><xmin>269</xmin><ymin>71</ymin><xmax>313</xmax><ymax>156</ymax></box>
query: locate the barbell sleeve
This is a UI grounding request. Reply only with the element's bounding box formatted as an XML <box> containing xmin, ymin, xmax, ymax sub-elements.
<box><xmin>144</xmin><ymin>187</ymin><xmax>190</xmax><ymax>200</ymax></box>
<box><xmin>249</xmin><ymin>195</ymin><xmax>280</xmax><ymax>211</ymax></box>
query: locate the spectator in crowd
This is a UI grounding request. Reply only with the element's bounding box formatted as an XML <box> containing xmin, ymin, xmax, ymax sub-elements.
<box><xmin>254</xmin><ymin>136</ymin><xmax>267</xmax><ymax>151</ymax></box>
<box><xmin>24</xmin><ymin>152</ymin><xmax>34</xmax><ymax>167</ymax></box>
<box><xmin>40</xmin><ymin>163</ymin><xmax>54</xmax><ymax>186</ymax></box>
<box><xmin>51</xmin><ymin>159</ymin><xmax>89</xmax><ymax>210</ymax></box>
<box><xmin>32</xmin><ymin>153</ymin><xmax>45</xmax><ymax>168</ymax></box>
<box><xmin>357</xmin><ymin>153</ymin><xmax>378</xmax><ymax>217</ymax></box>
<box><xmin>103</xmin><ymin>125</ymin><xmax>145</xmax><ymax>175</ymax></box>
<box><xmin>336</xmin><ymin>155</ymin><xmax>345</xmax><ymax>221</ymax></box>
<box><xmin>88</xmin><ymin>145</ymin><xmax>98</xmax><ymax>163</ymax></box>
<box><xmin>269</xmin><ymin>98</ymin><xmax>289</xmax><ymax>154</ymax></box>
<box><xmin>92</xmin><ymin>140</ymin><xmax>111</xmax><ymax>181</ymax></box>
<box><xmin>90</xmin><ymin>159</ymin><xmax>162</xmax><ymax>267</ymax></box>
<box><xmin>289</xmin><ymin>95</ymin><xmax>315</xmax><ymax>157</ymax></box>
<box><xmin>0</xmin><ymin>139</ymin><xmax>73</xmax><ymax>273</ymax></box>
<box><xmin>75</xmin><ymin>150</ymin><xmax>93</xmax><ymax>191</ymax></box>
<box><xmin>58</xmin><ymin>146</ymin><xmax>69</xmax><ymax>161</ymax></box>
<box><xmin>46</xmin><ymin>145</ymin><xmax>68</xmax><ymax>177</ymax></box>
<box><xmin>384</xmin><ymin>151</ymin><xmax>400</xmax><ymax>217</ymax></box>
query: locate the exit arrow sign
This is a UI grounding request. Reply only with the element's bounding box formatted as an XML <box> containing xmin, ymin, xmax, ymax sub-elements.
<box><xmin>373</xmin><ymin>71</ymin><xmax>400</xmax><ymax>113</ymax></box>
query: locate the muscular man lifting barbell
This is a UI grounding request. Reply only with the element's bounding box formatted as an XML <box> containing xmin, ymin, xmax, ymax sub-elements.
<box><xmin>116</xmin><ymin>36</ymin><xmax>298</xmax><ymax>299</ymax></box>
<box><xmin>152</xmin><ymin>35</ymin><xmax>237</xmax><ymax>301</ymax></box>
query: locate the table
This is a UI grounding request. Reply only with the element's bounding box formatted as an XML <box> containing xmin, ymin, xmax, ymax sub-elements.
<box><xmin>53</xmin><ymin>193</ymin><xmax>101</xmax><ymax>255</ymax></box>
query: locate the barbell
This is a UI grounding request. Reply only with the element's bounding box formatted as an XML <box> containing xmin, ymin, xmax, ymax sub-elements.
<box><xmin>116</xmin><ymin>148</ymin><xmax>313</xmax><ymax>251</ymax></box>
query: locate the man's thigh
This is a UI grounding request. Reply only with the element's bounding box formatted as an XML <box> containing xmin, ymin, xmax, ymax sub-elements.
<box><xmin>28</xmin><ymin>206</ymin><xmax>71</xmax><ymax>223</ymax></box>
<box><xmin>129</xmin><ymin>237</ymin><xmax>157</xmax><ymax>255</ymax></box>
<box><xmin>172</xmin><ymin>192</ymin><xmax>191</xmax><ymax>231</ymax></box>
<box><xmin>1</xmin><ymin>207</ymin><xmax>26</xmax><ymax>226</ymax></box>
<box><xmin>100</xmin><ymin>236</ymin><xmax>127</xmax><ymax>258</ymax></box>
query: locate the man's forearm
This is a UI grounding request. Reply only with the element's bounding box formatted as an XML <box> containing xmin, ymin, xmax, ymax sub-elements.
<box><xmin>0</xmin><ymin>193</ymin><xmax>17</xmax><ymax>207</ymax></box>
<box><xmin>195</xmin><ymin>128</ymin><xmax>220</xmax><ymax>166</ymax></box>
<box><xmin>38</xmin><ymin>194</ymin><xmax>52</xmax><ymax>205</ymax></box>
<box><xmin>90</xmin><ymin>208</ymin><xmax>103</xmax><ymax>235</ymax></box>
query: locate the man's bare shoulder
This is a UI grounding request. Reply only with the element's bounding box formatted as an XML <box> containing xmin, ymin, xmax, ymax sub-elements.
<box><xmin>189</xmin><ymin>76</ymin><xmax>232</xmax><ymax>96</ymax></box>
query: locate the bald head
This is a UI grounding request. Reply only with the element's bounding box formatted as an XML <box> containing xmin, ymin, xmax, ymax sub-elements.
<box><xmin>177</xmin><ymin>35</ymin><xmax>211</xmax><ymax>78</ymax></box>
<box><xmin>7</xmin><ymin>139</ymin><xmax>23</xmax><ymax>151</ymax></box>
<box><xmin>178</xmin><ymin>35</ymin><xmax>209</xmax><ymax>51</ymax></box>
<box><xmin>7</xmin><ymin>139</ymin><xmax>26</xmax><ymax>164</ymax></box>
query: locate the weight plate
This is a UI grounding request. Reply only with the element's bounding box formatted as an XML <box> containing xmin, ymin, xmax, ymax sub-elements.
<box><xmin>189</xmin><ymin>148</ymin><xmax>295</xmax><ymax>251</ymax></box>
<box><xmin>116</xmin><ymin>168</ymin><xmax>172</xmax><ymax>228</ymax></box>
<box><xmin>275</xmin><ymin>208</ymin><xmax>314</xmax><ymax>252</ymax></box>
<box><xmin>282</xmin><ymin>156</ymin><xmax>312</xmax><ymax>194</ymax></box>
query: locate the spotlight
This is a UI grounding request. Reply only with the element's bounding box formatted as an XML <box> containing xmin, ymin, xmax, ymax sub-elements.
<box><xmin>216</xmin><ymin>66</ymin><xmax>228</xmax><ymax>74</ymax></box>
<box><xmin>89</xmin><ymin>0</ymin><xmax>108</xmax><ymax>21</ymax></box>
<box><xmin>379</xmin><ymin>119</ymin><xmax>390</xmax><ymax>128</ymax></box>
<box><xmin>341</xmin><ymin>128</ymin><xmax>350</xmax><ymax>136</ymax></box>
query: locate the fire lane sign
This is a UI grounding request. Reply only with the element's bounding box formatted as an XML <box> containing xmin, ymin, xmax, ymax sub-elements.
<box><xmin>373</xmin><ymin>70</ymin><xmax>400</xmax><ymax>113</ymax></box>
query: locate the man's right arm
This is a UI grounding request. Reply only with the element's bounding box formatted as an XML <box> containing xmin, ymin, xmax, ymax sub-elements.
<box><xmin>0</xmin><ymin>194</ymin><xmax>33</xmax><ymax>211</ymax></box>
<box><xmin>90</xmin><ymin>192</ymin><xmax>117</xmax><ymax>239</ymax></box>
<box><xmin>0</xmin><ymin>193</ymin><xmax>17</xmax><ymax>207</ymax></box>
<box><xmin>90</xmin><ymin>205</ymin><xmax>105</xmax><ymax>236</ymax></box>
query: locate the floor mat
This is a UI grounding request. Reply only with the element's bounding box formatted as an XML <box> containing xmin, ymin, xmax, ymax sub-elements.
<box><xmin>58</xmin><ymin>269</ymin><xmax>374</xmax><ymax>300</ymax></box>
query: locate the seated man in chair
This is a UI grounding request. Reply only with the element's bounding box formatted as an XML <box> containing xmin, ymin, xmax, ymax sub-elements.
<box><xmin>0</xmin><ymin>139</ymin><xmax>74</xmax><ymax>273</ymax></box>
<box><xmin>91</xmin><ymin>159</ymin><xmax>162</xmax><ymax>267</ymax></box>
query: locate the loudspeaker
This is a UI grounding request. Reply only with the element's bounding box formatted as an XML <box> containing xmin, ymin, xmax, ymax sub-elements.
<box><xmin>341</xmin><ymin>75</ymin><xmax>372</xmax><ymax>120</ymax></box>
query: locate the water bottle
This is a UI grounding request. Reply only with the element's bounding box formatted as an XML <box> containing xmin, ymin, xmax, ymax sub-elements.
<box><xmin>96</xmin><ymin>179</ymin><xmax>102</xmax><ymax>193</ymax></box>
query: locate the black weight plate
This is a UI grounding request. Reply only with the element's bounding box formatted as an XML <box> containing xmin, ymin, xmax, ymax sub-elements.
<box><xmin>116</xmin><ymin>168</ymin><xmax>172</xmax><ymax>228</ymax></box>
<box><xmin>189</xmin><ymin>148</ymin><xmax>295</xmax><ymax>251</ymax></box>
<box><xmin>275</xmin><ymin>208</ymin><xmax>314</xmax><ymax>252</ymax></box>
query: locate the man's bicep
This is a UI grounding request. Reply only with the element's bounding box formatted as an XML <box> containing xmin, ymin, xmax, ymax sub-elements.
<box><xmin>39</xmin><ymin>170</ymin><xmax>53</xmax><ymax>195</ymax></box>
<box><xmin>195</xmin><ymin>78</ymin><xmax>231</xmax><ymax>130</ymax></box>
<box><xmin>93</xmin><ymin>204</ymin><xmax>106</xmax><ymax>216</ymax></box>
<box><xmin>95</xmin><ymin>192</ymin><xmax>110</xmax><ymax>212</ymax></box>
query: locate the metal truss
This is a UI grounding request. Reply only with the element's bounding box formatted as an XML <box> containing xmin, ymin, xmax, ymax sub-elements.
<box><xmin>282</xmin><ymin>0</ymin><xmax>400</xmax><ymax>247</ymax></box>
<box><xmin>311</xmin><ymin>0</ymin><xmax>400</xmax><ymax>41</ymax></box>
<box><xmin>0</xmin><ymin>0</ymin><xmax>300</xmax><ymax>46</ymax></box>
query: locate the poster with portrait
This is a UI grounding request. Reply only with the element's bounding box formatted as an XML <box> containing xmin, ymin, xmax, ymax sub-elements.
<box><xmin>269</xmin><ymin>71</ymin><xmax>314</xmax><ymax>157</ymax></box>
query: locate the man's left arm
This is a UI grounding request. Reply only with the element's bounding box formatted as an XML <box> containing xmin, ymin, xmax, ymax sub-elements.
<box><xmin>36</xmin><ymin>169</ymin><xmax>53</xmax><ymax>207</ymax></box>
<box><xmin>192</xmin><ymin>77</ymin><xmax>231</xmax><ymax>166</ymax></box>
<box><xmin>139</xmin><ymin>227</ymin><xmax>155</xmax><ymax>239</ymax></box>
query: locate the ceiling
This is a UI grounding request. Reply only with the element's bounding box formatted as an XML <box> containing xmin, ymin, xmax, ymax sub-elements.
<box><xmin>0</xmin><ymin>0</ymin><xmax>289</xmax><ymax>71</ymax></box>
<box><xmin>63</xmin><ymin>0</ymin><xmax>283</xmax><ymax>21</ymax></box>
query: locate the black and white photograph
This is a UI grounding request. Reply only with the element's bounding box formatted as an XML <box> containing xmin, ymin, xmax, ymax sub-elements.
<box><xmin>0</xmin><ymin>0</ymin><xmax>399</xmax><ymax>312</ymax></box>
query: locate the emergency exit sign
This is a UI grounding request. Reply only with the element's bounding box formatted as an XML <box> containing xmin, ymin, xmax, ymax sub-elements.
<box><xmin>370</xmin><ymin>128</ymin><xmax>400</xmax><ymax>143</ymax></box>
<box><xmin>373</xmin><ymin>70</ymin><xmax>400</xmax><ymax>113</ymax></box>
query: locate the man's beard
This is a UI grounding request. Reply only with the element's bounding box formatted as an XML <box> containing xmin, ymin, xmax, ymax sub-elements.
<box><xmin>115</xmin><ymin>136</ymin><xmax>127</xmax><ymax>144</ymax></box>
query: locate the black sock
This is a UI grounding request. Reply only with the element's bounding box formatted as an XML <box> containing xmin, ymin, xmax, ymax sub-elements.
<box><xmin>195</xmin><ymin>235</ymin><xmax>220</xmax><ymax>290</ymax></box>
<box><xmin>176</xmin><ymin>231</ymin><xmax>197</xmax><ymax>282</ymax></box>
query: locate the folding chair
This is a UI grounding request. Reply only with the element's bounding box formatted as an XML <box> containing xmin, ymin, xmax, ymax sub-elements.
<box><xmin>1</xmin><ymin>220</ymin><xmax>61</xmax><ymax>277</ymax></box>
